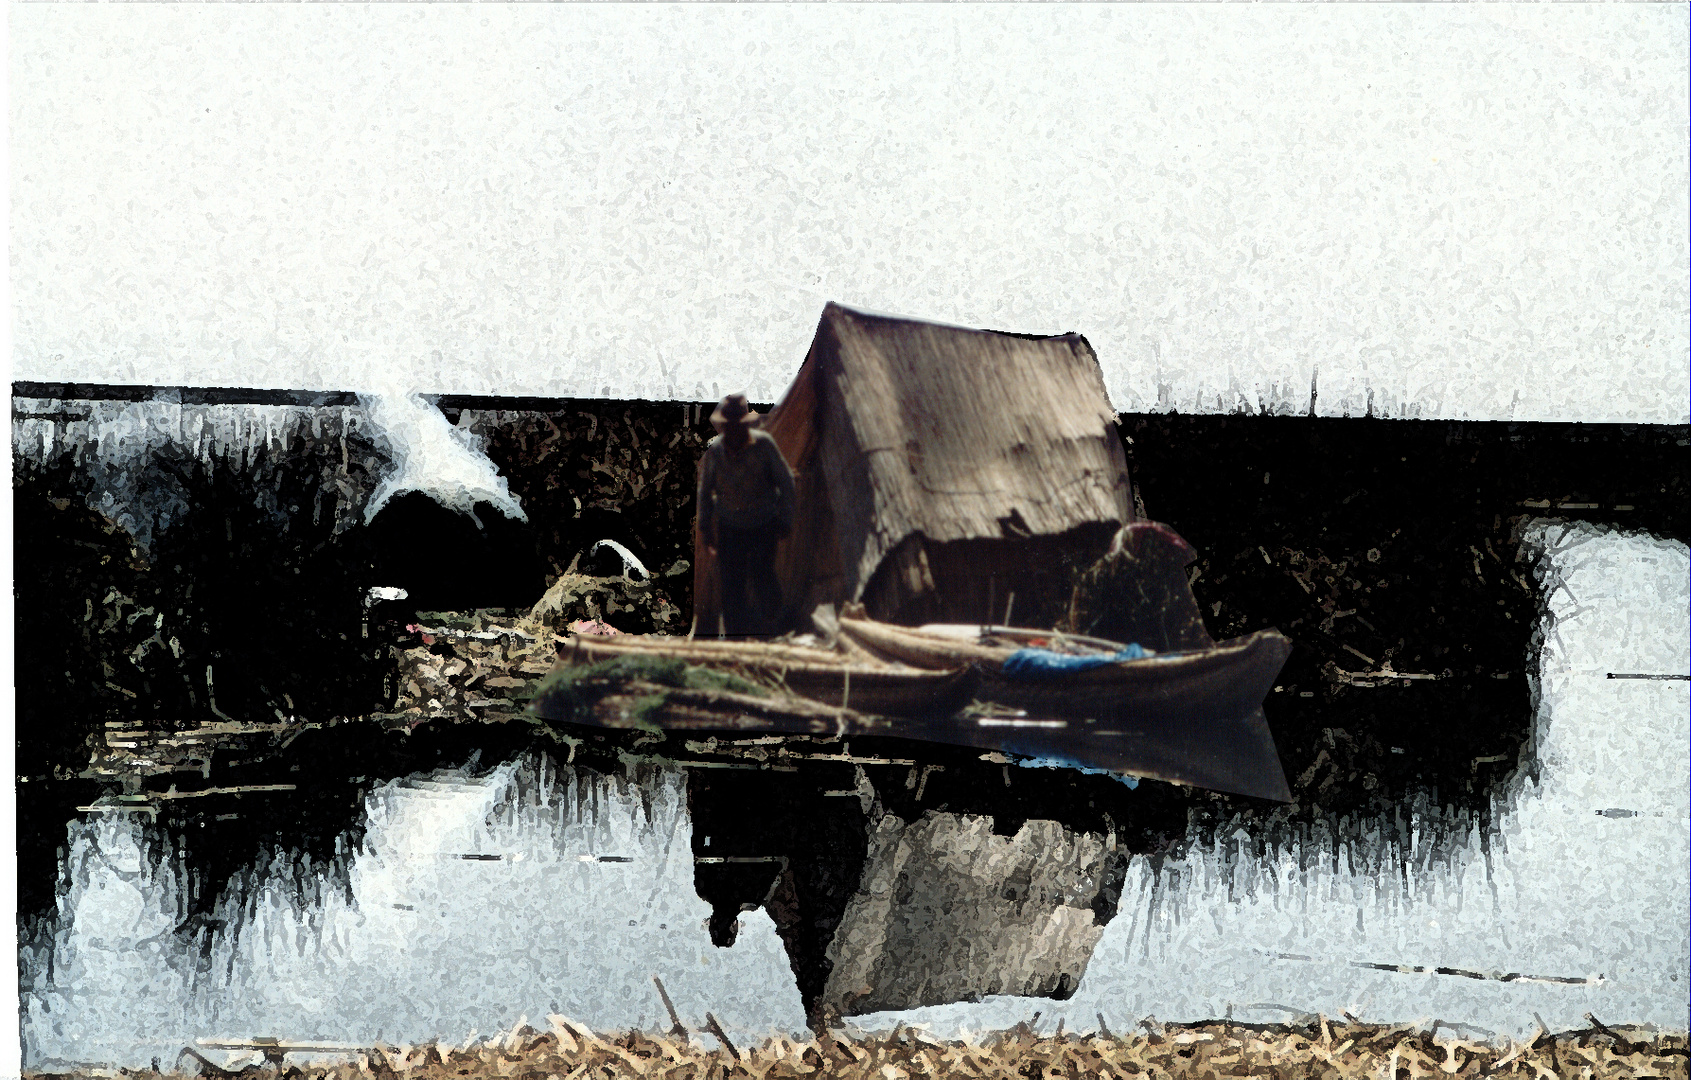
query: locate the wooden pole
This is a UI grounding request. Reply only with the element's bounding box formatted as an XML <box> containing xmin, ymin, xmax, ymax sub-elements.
<box><xmin>652</xmin><ymin>975</ymin><xmax>688</xmax><ymax>1037</ymax></box>
<box><xmin>704</xmin><ymin>1013</ymin><xmax>739</xmax><ymax>1060</ymax></box>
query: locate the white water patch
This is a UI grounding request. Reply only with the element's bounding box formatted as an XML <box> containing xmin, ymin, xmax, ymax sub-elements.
<box><xmin>12</xmin><ymin>397</ymin><xmax>387</xmax><ymax>550</ymax></box>
<box><xmin>13</xmin><ymin>398</ymin><xmax>365</xmax><ymax>475</ymax></box>
<box><xmin>12</xmin><ymin>392</ymin><xmax>530</xmax><ymax>544</ymax></box>
<box><xmin>21</xmin><ymin>760</ymin><xmax>806</xmax><ymax>1071</ymax></box>
<box><xmin>842</xmin><ymin>522</ymin><xmax>1690</xmax><ymax>1043</ymax></box>
<box><xmin>18</xmin><ymin>816</ymin><xmax>202</xmax><ymax>1071</ymax></box>
<box><xmin>13</xmin><ymin>396</ymin><xmax>387</xmax><ymax>555</ymax></box>
<box><xmin>358</xmin><ymin>393</ymin><xmax>526</xmax><ymax>527</ymax></box>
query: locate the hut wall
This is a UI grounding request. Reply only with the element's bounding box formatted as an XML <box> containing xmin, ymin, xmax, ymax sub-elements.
<box><xmin>764</xmin><ymin>354</ymin><xmax>849</xmax><ymax>633</ymax></box>
<box><xmin>860</xmin><ymin>522</ymin><xmax>1121</xmax><ymax>628</ymax></box>
<box><xmin>858</xmin><ymin>535</ymin><xmax>937</xmax><ymax>624</ymax></box>
<box><xmin>776</xmin><ymin>457</ymin><xmax>847</xmax><ymax>629</ymax></box>
<box><xmin>815</xmin><ymin>305</ymin><xmax>1134</xmax><ymax>604</ymax></box>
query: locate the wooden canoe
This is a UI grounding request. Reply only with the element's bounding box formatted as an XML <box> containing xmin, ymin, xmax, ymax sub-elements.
<box><xmin>556</xmin><ymin>632</ymin><xmax>980</xmax><ymax>719</ymax></box>
<box><xmin>977</xmin><ymin>631</ymin><xmax>1292</xmax><ymax>725</ymax></box>
<box><xmin>542</xmin><ymin>616</ymin><xmax>1294</xmax><ymax>801</ymax></box>
<box><xmin>837</xmin><ymin>616</ymin><xmax>1288</xmax><ymax>726</ymax></box>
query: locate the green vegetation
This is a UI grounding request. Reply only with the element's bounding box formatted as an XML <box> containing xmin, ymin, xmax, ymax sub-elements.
<box><xmin>526</xmin><ymin>654</ymin><xmax>770</xmax><ymax>731</ymax></box>
<box><xmin>414</xmin><ymin>609</ymin><xmax>528</xmax><ymax>632</ymax></box>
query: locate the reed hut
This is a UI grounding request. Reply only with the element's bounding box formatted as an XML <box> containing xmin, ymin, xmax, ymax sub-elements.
<box><xmin>694</xmin><ymin>303</ymin><xmax>1136</xmax><ymax>634</ymax></box>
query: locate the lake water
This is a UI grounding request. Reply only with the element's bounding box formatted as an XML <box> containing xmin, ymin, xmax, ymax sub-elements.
<box><xmin>19</xmin><ymin>522</ymin><xmax>1688</xmax><ymax>1069</ymax></box>
<box><xmin>858</xmin><ymin>522</ymin><xmax>1688</xmax><ymax>1043</ymax></box>
<box><xmin>21</xmin><ymin>759</ymin><xmax>806</xmax><ymax>1070</ymax></box>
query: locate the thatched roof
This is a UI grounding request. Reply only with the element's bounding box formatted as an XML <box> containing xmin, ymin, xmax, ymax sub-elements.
<box><xmin>763</xmin><ymin>303</ymin><xmax>1133</xmax><ymax>604</ymax></box>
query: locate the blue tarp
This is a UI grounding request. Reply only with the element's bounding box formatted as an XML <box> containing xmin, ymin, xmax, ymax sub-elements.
<box><xmin>1000</xmin><ymin>643</ymin><xmax>1148</xmax><ymax>679</ymax></box>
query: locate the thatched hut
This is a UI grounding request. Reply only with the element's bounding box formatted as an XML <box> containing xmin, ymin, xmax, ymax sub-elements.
<box><xmin>694</xmin><ymin>303</ymin><xmax>1137</xmax><ymax>635</ymax></box>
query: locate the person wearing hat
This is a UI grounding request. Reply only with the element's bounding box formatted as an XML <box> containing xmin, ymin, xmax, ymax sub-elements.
<box><xmin>697</xmin><ymin>393</ymin><xmax>797</xmax><ymax>637</ymax></box>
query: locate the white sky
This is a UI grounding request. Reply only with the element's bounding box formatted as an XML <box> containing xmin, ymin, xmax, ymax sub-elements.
<box><xmin>8</xmin><ymin>5</ymin><xmax>1689</xmax><ymax>419</ymax></box>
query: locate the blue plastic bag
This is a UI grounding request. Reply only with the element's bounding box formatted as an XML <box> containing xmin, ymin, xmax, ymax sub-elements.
<box><xmin>1000</xmin><ymin>643</ymin><xmax>1148</xmax><ymax>679</ymax></box>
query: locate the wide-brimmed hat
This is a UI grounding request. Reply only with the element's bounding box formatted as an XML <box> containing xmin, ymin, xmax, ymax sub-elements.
<box><xmin>710</xmin><ymin>393</ymin><xmax>761</xmax><ymax>432</ymax></box>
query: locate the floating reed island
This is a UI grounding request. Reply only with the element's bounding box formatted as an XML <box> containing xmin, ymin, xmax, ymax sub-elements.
<box><xmin>28</xmin><ymin>1015</ymin><xmax>1690</xmax><ymax>1080</ymax></box>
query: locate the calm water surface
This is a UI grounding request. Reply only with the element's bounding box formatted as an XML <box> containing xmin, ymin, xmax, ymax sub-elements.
<box><xmin>20</xmin><ymin>524</ymin><xmax>1688</xmax><ymax>1068</ymax></box>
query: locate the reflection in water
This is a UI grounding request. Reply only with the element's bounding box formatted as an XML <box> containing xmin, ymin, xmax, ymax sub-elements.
<box><xmin>22</xmin><ymin>758</ymin><xmax>805</xmax><ymax>1071</ymax></box>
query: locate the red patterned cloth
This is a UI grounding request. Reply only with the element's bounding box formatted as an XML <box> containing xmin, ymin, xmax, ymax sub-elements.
<box><xmin>569</xmin><ymin>619</ymin><xmax>622</xmax><ymax>637</ymax></box>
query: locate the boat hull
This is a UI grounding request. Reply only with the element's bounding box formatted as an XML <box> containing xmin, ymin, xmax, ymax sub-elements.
<box><xmin>538</xmin><ymin>624</ymin><xmax>1294</xmax><ymax>802</ymax></box>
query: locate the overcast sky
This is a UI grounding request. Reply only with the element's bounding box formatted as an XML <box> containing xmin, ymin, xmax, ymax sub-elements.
<box><xmin>9</xmin><ymin>5</ymin><xmax>1687</xmax><ymax>422</ymax></box>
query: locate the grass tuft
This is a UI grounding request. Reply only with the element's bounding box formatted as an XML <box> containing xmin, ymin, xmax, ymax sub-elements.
<box><xmin>527</xmin><ymin>654</ymin><xmax>770</xmax><ymax>731</ymax></box>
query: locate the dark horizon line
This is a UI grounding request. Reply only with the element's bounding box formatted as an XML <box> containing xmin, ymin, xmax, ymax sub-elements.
<box><xmin>13</xmin><ymin>381</ymin><xmax>1691</xmax><ymax>434</ymax></box>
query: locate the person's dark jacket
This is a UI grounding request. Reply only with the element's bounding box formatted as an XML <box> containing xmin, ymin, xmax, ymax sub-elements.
<box><xmin>697</xmin><ymin>429</ymin><xmax>796</xmax><ymax>545</ymax></box>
